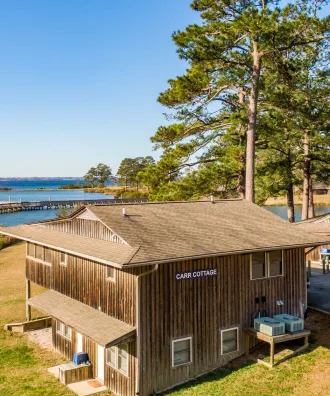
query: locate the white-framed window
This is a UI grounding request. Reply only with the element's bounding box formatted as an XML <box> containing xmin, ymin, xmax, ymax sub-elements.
<box><xmin>106</xmin><ymin>343</ymin><xmax>129</xmax><ymax>376</ymax></box>
<box><xmin>27</xmin><ymin>243</ymin><xmax>35</xmax><ymax>258</ymax></box>
<box><xmin>250</xmin><ymin>250</ymin><xmax>284</xmax><ymax>280</ymax></box>
<box><xmin>106</xmin><ymin>266</ymin><xmax>116</xmax><ymax>282</ymax></box>
<box><xmin>35</xmin><ymin>245</ymin><xmax>44</xmax><ymax>261</ymax></box>
<box><xmin>172</xmin><ymin>337</ymin><xmax>192</xmax><ymax>368</ymax></box>
<box><xmin>221</xmin><ymin>327</ymin><xmax>239</xmax><ymax>355</ymax></box>
<box><xmin>26</xmin><ymin>243</ymin><xmax>52</xmax><ymax>266</ymax></box>
<box><xmin>56</xmin><ymin>320</ymin><xmax>72</xmax><ymax>340</ymax></box>
<box><xmin>44</xmin><ymin>248</ymin><xmax>52</xmax><ymax>263</ymax></box>
<box><xmin>60</xmin><ymin>252</ymin><xmax>67</xmax><ymax>266</ymax></box>
<box><xmin>106</xmin><ymin>346</ymin><xmax>116</xmax><ymax>368</ymax></box>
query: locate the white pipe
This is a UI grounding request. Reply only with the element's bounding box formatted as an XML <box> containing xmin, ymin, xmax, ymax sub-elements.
<box><xmin>135</xmin><ymin>264</ymin><xmax>159</xmax><ymax>395</ymax></box>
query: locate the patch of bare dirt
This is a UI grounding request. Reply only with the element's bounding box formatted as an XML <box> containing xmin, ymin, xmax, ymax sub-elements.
<box><xmin>26</xmin><ymin>327</ymin><xmax>53</xmax><ymax>350</ymax></box>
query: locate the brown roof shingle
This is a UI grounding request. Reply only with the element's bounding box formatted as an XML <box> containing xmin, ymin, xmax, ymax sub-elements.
<box><xmin>0</xmin><ymin>224</ymin><xmax>138</xmax><ymax>266</ymax></box>
<box><xmin>2</xmin><ymin>200</ymin><xmax>330</xmax><ymax>266</ymax></box>
<box><xmin>88</xmin><ymin>200</ymin><xmax>330</xmax><ymax>265</ymax></box>
<box><xmin>29</xmin><ymin>290</ymin><xmax>135</xmax><ymax>347</ymax></box>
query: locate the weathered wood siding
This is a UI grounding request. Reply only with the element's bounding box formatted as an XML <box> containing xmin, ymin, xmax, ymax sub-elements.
<box><xmin>52</xmin><ymin>319</ymin><xmax>75</xmax><ymax>360</ymax></box>
<box><xmin>52</xmin><ymin>253</ymin><xmax>136</xmax><ymax>325</ymax></box>
<box><xmin>139</xmin><ymin>248</ymin><xmax>306</xmax><ymax>395</ymax></box>
<box><xmin>41</xmin><ymin>218</ymin><xmax>125</xmax><ymax>243</ymax></box>
<box><xmin>52</xmin><ymin>319</ymin><xmax>136</xmax><ymax>396</ymax></box>
<box><xmin>306</xmin><ymin>244</ymin><xmax>330</xmax><ymax>263</ymax></box>
<box><xmin>27</xmin><ymin>248</ymin><xmax>137</xmax><ymax>326</ymax></box>
<box><xmin>105</xmin><ymin>341</ymin><xmax>137</xmax><ymax>396</ymax></box>
<box><xmin>26</xmin><ymin>258</ymin><xmax>52</xmax><ymax>289</ymax></box>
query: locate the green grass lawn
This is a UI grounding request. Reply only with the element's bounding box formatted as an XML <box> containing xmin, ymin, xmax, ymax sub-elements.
<box><xmin>1</xmin><ymin>243</ymin><xmax>330</xmax><ymax>395</ymax></box>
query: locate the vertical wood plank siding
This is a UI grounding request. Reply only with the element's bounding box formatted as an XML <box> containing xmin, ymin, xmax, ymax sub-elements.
<box><xmin>41</xmin><ymin>218</ymin><xmax>125</xmax><ymax>243</ymax></box>
<box><xmin>26</xmin><ymin>258</ymin><xmax>52</xmax><ymax>289</ymax></box>
<box><xmin>52</xmin><ymin>319</ymin><xmax>75</xmax><ymax>360</ymax></box>
<box><xmin>139</xmin><ymin>248</ymin><xmax>306</xmax><ymax>395</ymax></box>
<box><xmin>105</xmin><ymin>341</ymin><xmax>137</xmax><ymax>396</ymax></box>
<box><xmin>52</xmin><ymin>253</ymin><xmax>136</xmax><ymax>325</ymax></box>
<box><xmin>27</xmin><ymin>247</ymin><xmax>136</xmax><ymax>326</ymax></box>
<box><xmin>52</xmin><ymin>319</ymin><xmax>136</xmax><ymax>396</ymax></box>
<box><xmin>30</xmin><ymin>245</ymin><xmax>306</xmax><ymax>396</ymax></box>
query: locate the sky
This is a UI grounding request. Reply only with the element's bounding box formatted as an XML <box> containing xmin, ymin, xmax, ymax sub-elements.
<box><xmin>0</xmin><ymin>0</ymin><xmax>197</xmax><ymax>177</ymax></box>
<box><xmin>1</xmin><ymin>2</ymin><xmax>329</xmax><ymax>177</ymax></box>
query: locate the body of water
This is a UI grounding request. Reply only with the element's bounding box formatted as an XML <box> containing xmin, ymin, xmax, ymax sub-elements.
<box><xmin>0</xmin><ymin>179</ymin><xmax>85</xmax><ymax>190</ymax></box>
<box><xmin>264</xmin><ymin>205</ymin><xmax>330</xmax><ymax>222</ymax></box>
<box><xmin>0</xmin><ymin>178</ymin><xmax>114</xmax><ymax>226</ymax></box>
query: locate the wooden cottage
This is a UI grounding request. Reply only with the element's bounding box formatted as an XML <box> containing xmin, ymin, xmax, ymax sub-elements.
<box><xmin>1</xmin><ymin>199</ymin><xmax>329</xmax><ymax>396</ymax></box>
<box><xmin>295</xmin><ymin>212</ymin><xmax>330</xmax><ymax>263</ymax></box>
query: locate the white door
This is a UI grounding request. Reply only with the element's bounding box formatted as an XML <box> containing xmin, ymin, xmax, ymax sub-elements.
<box><xmin>76</xmin><ymin>332</ymin><xmax>83</xmax><ymax>353</ymax></box>
<box><xmin>97</xmin><ymin>344</ymin><xmax>105</xmax><ymax>382</ymax></box>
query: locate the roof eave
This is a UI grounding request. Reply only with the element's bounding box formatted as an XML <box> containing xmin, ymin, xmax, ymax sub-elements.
<box><xmin>123</xmin><ymin>241</ymin><xmax>330</xmax><ymax>268</ymax></box>
<box><xmin>0</xmin><ymin>229</ymin><xmax>123</xmax><ymax>269</ymax></box>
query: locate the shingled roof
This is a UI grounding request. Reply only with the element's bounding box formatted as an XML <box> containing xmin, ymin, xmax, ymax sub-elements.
<box><xmin>2</xmin><ymin>200</ymin><xmax>330</xmax><ymax>267</ymax></box>
<box><xmin>294</xmin><ymin>212</ymin><xmax>330</xmax><ymax>235</ymax></box>
<box><xmin>29</xmin><ymin>291</ymin><xmax>135</xmax><ymax>347</ymax></box>
<box><xmin>85</xmin><ymin>200</ymin><xmax>330</xmax><ymax>265</ymax></box>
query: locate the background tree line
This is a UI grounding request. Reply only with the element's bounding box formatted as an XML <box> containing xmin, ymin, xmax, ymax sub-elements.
<box><xmin>137</xmin><ymin>0</ymin><xmax>330</xmax><ymax>222</ymax></box>
<box><xmin>83</xmin><ymin>157</ymin><xmax>155</xmax><ymax>192</ymax></box>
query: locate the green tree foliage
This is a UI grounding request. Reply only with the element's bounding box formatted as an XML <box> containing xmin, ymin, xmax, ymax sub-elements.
<box><xmin>256</xmin><ymin>44</ymin><xmax>330</xmax><ymax>221</ymax></box>
<box><xmin>147</xmin><ymin>0</ymin><xmax>330</xmax><ymax>206</ymax></box>
<box><xmin>84</xmin><ymin>163</ymin><xmax>112</xmax><ymax>187</ymax></box>
<box><xmin>117</xmin><ymin>156</ymin><xmax>155</xmax><ymax>190</ymax></box>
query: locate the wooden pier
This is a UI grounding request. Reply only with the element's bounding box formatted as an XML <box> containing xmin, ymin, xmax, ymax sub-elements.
<box><xmin>0</xmin><ymin>198</ymin><xmax>148</xmax><ymax>214</ymax></box>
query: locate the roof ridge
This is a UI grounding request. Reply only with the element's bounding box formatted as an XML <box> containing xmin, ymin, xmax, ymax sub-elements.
<box><xmin>92</xmin><ymin>198</ymin><xmax>244</xmax><ymax>207</ymax></box>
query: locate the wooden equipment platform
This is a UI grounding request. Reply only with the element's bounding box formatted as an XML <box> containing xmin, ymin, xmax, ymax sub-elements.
<box><xmin>245</xmin><ymin>328</ymin><xmax>311</xmax><ymax>368</ymax></box>
<box><xmin>4</xmin><ymin>317</ymin><xmax>52</xmax><ymax>333</ymax></box>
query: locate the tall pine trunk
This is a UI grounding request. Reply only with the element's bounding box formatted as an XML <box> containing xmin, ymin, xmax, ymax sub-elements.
<box><xmin>238</xmin><ymin>88</ymin><xmax>246</xmax><ymax>199</ymax></box>
<box><xmin>286</xmin><ymin>150</ymin><xmax>295</xmax><ymax>223</ymax></box>
<box><xmin>308</xmin><ymin>178</ymin><xmax>315</xmax><ymax>218</ymax></box>
<box><xmin>246</xmin><ymin>44</ymin><xmax>262</xmax><ymax>203</ymax></box>
<box><xmin>302</xmin><ymin>132</ymin><xmax>310</xmax><ymax>220</ymax></box>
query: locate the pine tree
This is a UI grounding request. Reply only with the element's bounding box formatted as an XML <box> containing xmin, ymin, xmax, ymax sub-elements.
<box><xmin>151</xmin><ymin>0</ymin><xmax>330</xmax><ymax>202</ymax></box>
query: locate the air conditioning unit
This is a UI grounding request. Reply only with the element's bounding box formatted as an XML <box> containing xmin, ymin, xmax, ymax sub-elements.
<box><xmin>254</xmin><ymin>317</ymin><xmax>285</xmax><ymax>336</ymax></box>
<box><xmin>273</xmin><ymin>314</ymin><xmax>304</xmax><ymax>332</ymax></box>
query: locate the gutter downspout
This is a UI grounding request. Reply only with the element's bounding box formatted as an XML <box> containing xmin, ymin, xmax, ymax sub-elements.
<box><xmin>135</xmin><ymin>264</ymin><xmax>159</xmax><ymax>396</ymax></box>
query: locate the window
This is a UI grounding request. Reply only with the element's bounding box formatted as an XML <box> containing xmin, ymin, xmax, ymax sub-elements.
<box><xmin>27</xmin><ymin>243</ymin><xmax>35</xmax><ymax>258</ymax></box>
<box><xmin>106</xmin><ymin>347</ymin><xmax>116</xmax><ymax>368</ymax></box>
<box><xmin>106</xmin><ymin>343</ymin><xmax>129</xmax><ymax>376</ymax></box>
<box><xmin>251</xmin><ymin>252</ymin><xmax>266</xmax><ymax>280</ymax></box>
<box><xmin>118</xmin><ymin>344</ymin><xmax>128</xmax><ymax>374</ymax></box>
<box><xmin>250</xmin><ymin>250</ymin><xmax>284</xmax><ymax>280</ymax></box>
<box><xmin>64</xmin><ymin>325</ymin><xmax>72</xmax><ymax>340</ymax></box>
<box><xmin>268</xmin><ymin>250</ymin><xmax>283</xmax><ymax>277</ymax></box>
<box><xmin>106</xmin><ymin>266</ymin><xmax>115</xmax><ymax>281</ymax></box>
<box><xmin>60</xmin><ymin>252</ymin><xmax>67</xmax><ymax>266</ymax></box>
<box><xmin>221</xmin><ymin>327</ymin><xmax>239</xmax><ymax>355</ymax></box>
<box><xmin>56</xmin><ymin>320</ymin><xmax>62</xmax><ymax>333</ymax></box>
<box><xmin>56</xmin><ymin>321</ymin><xmax>71</xmax><ymax>340</ymax></box>
<box><xmin>35</xmin><ymin>245</ymin><xmax>44</xmax><ymax>261</ymax></box>
<box><xmin>44</xmin><ymin>248</ymin><xmax>52</xmax><ymax>263</ymax></box>
<box><xmin>172</xmin><ymin>337</ymin><xmax>192</xmax><ymax>367</ymax></box>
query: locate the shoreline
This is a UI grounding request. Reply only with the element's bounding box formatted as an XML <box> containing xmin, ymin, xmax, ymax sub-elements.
<box><xmin>264</xmin><ymin>194</ymin><xmax>330</xmax><ymax>207</ymax></box>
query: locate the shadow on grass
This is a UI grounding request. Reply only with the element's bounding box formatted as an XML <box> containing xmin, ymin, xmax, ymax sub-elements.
<box><xmin>166</xmin><ymin>310</ymin><xmax>330</xmax><ymax>394</ymax></box>
<box><xmin>164</xmin><ymin>360</ymin><xmax>255</xmax><ymax>394</ymax></box>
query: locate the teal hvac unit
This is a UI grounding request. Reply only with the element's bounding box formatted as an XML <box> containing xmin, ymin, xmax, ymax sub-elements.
<box><xmin>254</xmin><ymin>317</ymin><xmax>285</xmax><ymax>336</ymax></box>
<box><xmin>273</xmin><ymin>314</ymin><xmax>304</xmax><ymax>332</ymax></box>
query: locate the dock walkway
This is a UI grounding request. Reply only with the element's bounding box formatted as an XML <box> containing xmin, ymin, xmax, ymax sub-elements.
<box><xmin>0</xmin><ymin>198</ymin><xmax>148</xmax><ymax>213</ymax></box>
